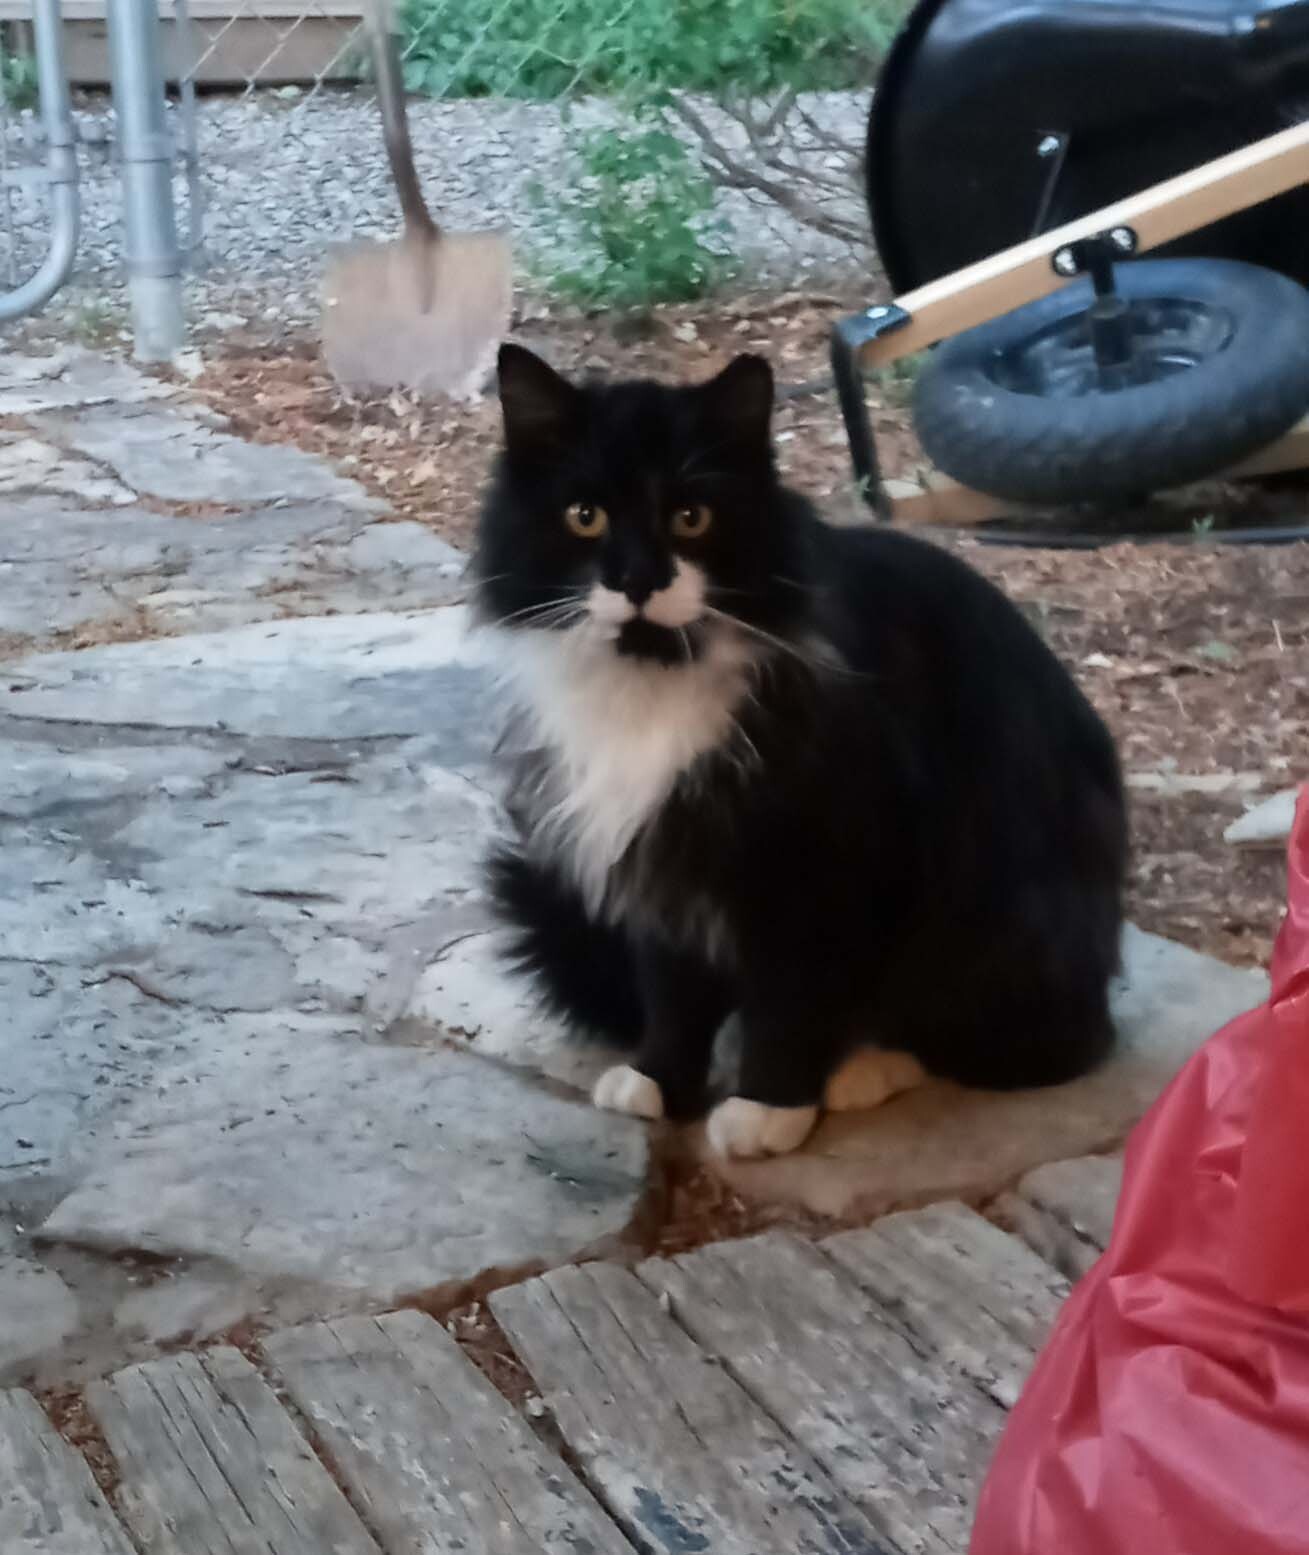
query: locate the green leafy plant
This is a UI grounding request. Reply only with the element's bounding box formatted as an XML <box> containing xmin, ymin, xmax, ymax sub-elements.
<box><xmin>69</xmin><ymin>298</ymin><xmax>126</xmax><ymax>348</ymax></box>
<box><xmin>532</xmin><ymin>122</ymin><xmax>736</xmax><ymax>307</ymax></box>
<box><xmin>400</xmin><ymin>0</ymin><xmax>915</xmax><ymax>305</ymax></box>
<box><xmin>0</xmin><ymin>51</ymin><xmax>39</xmax><ymax>110</ymax></box>
<box><xmin>400</xmin><ymin>0</ymin><xmax>910</xmax><ymax>100</ymax></box>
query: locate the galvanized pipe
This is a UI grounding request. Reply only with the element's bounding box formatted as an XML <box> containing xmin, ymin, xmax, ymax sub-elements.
<box><xmin>0</xmin><ymin>0</ymin><xmax>79</xmax><ymax>321</ymax></box>
<box><xmin>107</xmin><ymin>0</ymin><xmax>185</xmax><ymax>358</ymax></box>
<box><xmin>172</xmin><ymin>0</ymin><xmax>205</xmax><ymax>263</ymax></box>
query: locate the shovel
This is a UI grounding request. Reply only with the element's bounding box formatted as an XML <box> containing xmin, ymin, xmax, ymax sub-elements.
<box><xmin>322</xmin><ymin>0</ymin><xmax>512</xmax><ymax>399</ymax></box>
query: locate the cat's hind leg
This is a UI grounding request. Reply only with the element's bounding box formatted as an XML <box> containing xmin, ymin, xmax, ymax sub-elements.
<box><xmin>823</xmin><ymin>1048</ymin><xmax>927</xmax><ymax>1112</ymax></box>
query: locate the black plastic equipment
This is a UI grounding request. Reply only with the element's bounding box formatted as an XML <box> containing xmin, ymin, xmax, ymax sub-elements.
<box><xmin>913</xmin><ymin>257</ymin><xmax>1309</xmax><ymax>503</ymax></box>
<box><xmin>867</xmin><ymin>0</ymin><xmax>1309</xmax><ymax>292</ymax></box>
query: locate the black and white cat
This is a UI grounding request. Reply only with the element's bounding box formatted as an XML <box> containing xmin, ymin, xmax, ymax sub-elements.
<box><xmin>474</xmin><ymin>343</ymin><xmax>1128</xmax><ymax>1160</ymax></box>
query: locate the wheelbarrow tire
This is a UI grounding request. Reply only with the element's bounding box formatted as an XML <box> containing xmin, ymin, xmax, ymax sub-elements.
<box><xmin>912</xmin><ymin>258</ymin><xmax>1309</xmax><ymax>505</ymax></box>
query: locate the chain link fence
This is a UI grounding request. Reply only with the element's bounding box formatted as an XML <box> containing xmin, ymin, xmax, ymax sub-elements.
<box><xmin>2</xmin><ymin>2</ymin><xmax>901</xmax><ymax>334</ymax></box>
<box><xmin>164</xmin><ymin>0</ymin><xmax>895</xmax><ymax>321</ymax></box>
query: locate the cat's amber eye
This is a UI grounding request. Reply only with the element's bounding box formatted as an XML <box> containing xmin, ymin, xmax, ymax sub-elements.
<box><xmin>670</xmin><ymin>503</ymin><xmax>713</xmax><ymax>539</ymax></box>
<box><xmin>564</xmin><ymin>502</ymin><xmax>608</xmax><ymax>539</ymax></box>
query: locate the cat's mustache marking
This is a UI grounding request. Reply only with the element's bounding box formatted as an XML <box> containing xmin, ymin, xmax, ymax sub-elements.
<box><xmin>588</xmin><ymin>558</ymin><xmax>706</xmax><ymax>634</ymax></box>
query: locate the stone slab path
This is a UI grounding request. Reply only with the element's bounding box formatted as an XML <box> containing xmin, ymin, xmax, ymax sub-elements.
<box><xmin>0</xmin><ymin>348</ymin><xmax>465</xmax><ymax>654</ymax></box>
<box><xmin>2</xmin><ymin>1190</ymin><xmax>1093</xmax><ymax>1555</ymax></box>
<box><xmin>0</xmin><ymin>346</ymin><xmax>1263</xmax><ymax>1409</ymax></box>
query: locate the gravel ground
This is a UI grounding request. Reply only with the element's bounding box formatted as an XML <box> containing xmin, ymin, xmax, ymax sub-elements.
<box><xmin>2</xmin><ymin>86</ymin><xmax>872</xmax><ymax>334</ymax></box>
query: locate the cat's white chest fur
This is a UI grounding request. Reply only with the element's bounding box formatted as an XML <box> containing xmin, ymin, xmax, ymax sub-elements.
<box><xmin>497</xmin><ymin>626</ymin><xmax>756</xmax><ymax>911</ymax></box>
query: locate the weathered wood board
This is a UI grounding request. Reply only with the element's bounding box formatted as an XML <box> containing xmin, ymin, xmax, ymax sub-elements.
<box><xmin>992</xmin><ymin>1155</ymin><xmax>1124</xmax><ymax>1280</ymax></box>
<box><xmin>639</xmin><ymin>1232</ymin><xmax>1005</xmax><ymax>1555</ymax></box>
<box><xmin>823</xmin><ymin>1203</ymin><xmax>1069</xmax><ymax>1405</ymax></box>
<box><xmin>491</xmin><ymin>1261</ymin><xmax>887</xmax><ymax>1555</ymax></box>
<box><xmin>0</xmin><ymin>1388</ymin><xmax>135</xmax><ymax>1555</ymax></box>
<box><xmin>87</xmin><ymin>1346</ymin><xmax>378</xmax><ymax>1555</ymax></box>
<box><xmin>264</xmin><ymin>1309</ymin><xmax>631</xmax><ymax>1555</ymax></box>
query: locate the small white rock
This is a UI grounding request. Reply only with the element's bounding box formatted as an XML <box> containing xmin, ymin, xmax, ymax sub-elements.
<box><xmin>1224</xmin><ymin>787</ymin><xmax>1299</xmax><ymax>848</ymax></box>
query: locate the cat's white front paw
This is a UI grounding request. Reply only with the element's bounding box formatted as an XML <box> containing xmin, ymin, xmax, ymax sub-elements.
<box><xmin>823</xmin><ymin>1049</ymin><xmax>926</xmax><ymax>1113</ymax></box>
<box><xmin>592</xmin><ymin>1064</ymin><xmax>664</xmax><ymax>1120</ymax></box>
<box><xmin>706</xmin><ymin>1097</ymin><xmax>818</xmax><ymax>1160</ymax></box>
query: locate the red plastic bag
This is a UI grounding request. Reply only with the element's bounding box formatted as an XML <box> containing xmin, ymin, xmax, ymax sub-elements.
<box><xmin>971</xmin><ymin>787</ymin><xmax>1309</xmax><ymax>1555</ymax></box>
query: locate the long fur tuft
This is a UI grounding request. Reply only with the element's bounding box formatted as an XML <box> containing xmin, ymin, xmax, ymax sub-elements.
<box><xmin>487</xmin><ymin>845</ymin><xmax>643</xmax><ymax>1047</ymax></box>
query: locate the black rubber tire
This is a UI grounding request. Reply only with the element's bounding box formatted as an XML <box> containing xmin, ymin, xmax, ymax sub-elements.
<box><xmin>912</xmin><ymin>258</ymin><xmax>1309</xmax><ymax>504</ymax></box>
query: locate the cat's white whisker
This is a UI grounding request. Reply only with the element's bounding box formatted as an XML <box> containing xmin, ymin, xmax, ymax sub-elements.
<box><xmin>702</xmin><ymin>606</ymin><xmax>824</xmax><ymax>671</ymax></box>
<box><xmin>730</xmin><ymin>715</ymin><xmax>763</xmax><ymax>769</ymax></box>
<box><xmin>499</xmin><ymin>596</ymin><xmax>588</xmax><ymax>629</ymax></box>
<box><xmin>703</xmin><ymin>605</ymin><xmax>860</xmax><ymax>680</ymax></box>
<box><xmin>771</xmin><ymin>574</ymin><xmax>824</xmax><ymax>598</ymax></box>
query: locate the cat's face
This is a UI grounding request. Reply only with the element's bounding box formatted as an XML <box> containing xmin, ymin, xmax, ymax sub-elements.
<box><xmin>474</xmin><ymin>345</ymin><xmax>792</xmax><ymax>665</ymax></box>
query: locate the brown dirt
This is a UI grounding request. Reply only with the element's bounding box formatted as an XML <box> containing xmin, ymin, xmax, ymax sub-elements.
<box><xmin>652</xmin><ymin>1160</ymin><xmax>848</xmax><ymax>1260</ymax></box>
<box><xmin>187</xmin><ymin>289</ymin><xmax>889</xmax><ymax>548</ymax></box>
<box><xmin>443</xmin><ymin>1301</ymin><xmax>539</xmax><ymax>1409</ymax></box>
<box><xmin>191</xmin><ymin>296</ymin><xmax>1305</xmax><ymax>971</ymax></box>
<box><xmin>959</xmin><ymin>538</ymin><xmax>1306</xmax><ymax>967</ymax></box>
<box><xmin>41</xmin><ymin>1386</ymin><xmax>122</xmax><ymax>1502</ymax></box>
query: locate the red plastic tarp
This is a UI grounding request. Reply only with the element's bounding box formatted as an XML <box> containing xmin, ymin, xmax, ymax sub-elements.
<box><xmin>971</xmin><ymin>786</ymin><xmax>1309</xmax><ymax>1555</ymax></box>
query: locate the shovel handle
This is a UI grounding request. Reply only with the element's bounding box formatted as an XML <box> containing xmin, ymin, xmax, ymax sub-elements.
<box><xmin>367</xmin><ymin>0</ymin><xmax>439</xmax><ymax>239</ymax></box>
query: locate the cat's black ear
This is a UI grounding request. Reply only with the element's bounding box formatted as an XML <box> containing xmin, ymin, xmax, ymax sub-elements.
<box><xmin>697</xmin><ymin>353</ymin><xmax>774</xmax><ymax>446</ymax></box>
<box><xmin>497</xmin><ymin>344</ymin><xmax>580</xmax><ymax>458</ymax></box>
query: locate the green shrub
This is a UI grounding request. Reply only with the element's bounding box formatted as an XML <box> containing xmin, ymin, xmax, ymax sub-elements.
<box><xmin>531</xmin><ymin>122</ymin><xmax>736</xmax><ymax>306</ymax></box>
<box><xmin>0</xmin><ymin>51</ymin><xmax>38</xmax><ymax>110</ymax></box>
<box><xmin>401</xmin><ymin>0</ymin><xmax>910</xmax><ymax>100</ymax></box>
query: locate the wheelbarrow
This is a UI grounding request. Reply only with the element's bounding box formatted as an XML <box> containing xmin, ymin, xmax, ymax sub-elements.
<box><xmin>839</xmin><ymin>0</ymin><xmax>1309</xmax><ymax>537</ymax></box>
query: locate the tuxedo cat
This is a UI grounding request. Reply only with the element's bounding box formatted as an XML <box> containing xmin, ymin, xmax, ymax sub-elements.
<box><xmin>474</xmin><ymin>343</ymin><xmax>1127</xmax><ymax>1160</ymax></box>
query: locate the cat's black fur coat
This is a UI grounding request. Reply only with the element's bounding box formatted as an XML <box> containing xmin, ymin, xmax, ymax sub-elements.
<box><xmin>475</xmin><ymin>344</ymin><xmax>1127</xmax><ymax>1137</ymax></box>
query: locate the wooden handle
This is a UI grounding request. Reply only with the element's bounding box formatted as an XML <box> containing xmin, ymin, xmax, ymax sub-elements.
<box><xmin>862</xmin><ymin>118</ymin><xmax>1309</xmax><ymax>367</ymax></box>
<box><xmin>368</xmin><ymin>0</ymin><xmax>438</xmax><ymax>239</ymax></box>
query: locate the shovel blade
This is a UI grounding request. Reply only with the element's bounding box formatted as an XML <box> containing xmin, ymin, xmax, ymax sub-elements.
<box><xmin>322</xmin><ymin>229</ymin><xmax>512</xmax><ymax>400</ymax></box>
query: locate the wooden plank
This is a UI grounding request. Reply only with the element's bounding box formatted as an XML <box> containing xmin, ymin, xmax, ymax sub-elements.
<box><xmin>822</xmin><ymin>1205</ymin><xmax>1069</xmax><ymax>1409</ymax></box>
<box><xmin>87</xmin><ymin>1347</ymin><xmax>378</xmax><ymax>1555</ymax></box>
<box><xmin>861</xmin><ymin>119</ymin><xmax>1309</xmax><ymax>366</ymax></box>
<box><xmin>1220</xmin><ymin>413</ymin><xmax>1309</xmax><ymax>479</ymax></box>
<box><xmin>491</xmin><ymin>1263</ymin><xmax>885</xmax><ymax>1555</ymax></box>
<box><xmin>884</xmin><ymin>477</ymin><xmax>1015</xmax><ymax>528</ymax></box>
<box><xmin>862</xmin><ymin>1204</ymin><xmax>1069</xmax><ymax>1358</ymax></box>
<box><xmin>0</xmin><ymin>3</ymin><xmax>364</xmax><ymax>20</ymax></box>
<box><xmin>263</xmin><ymin>1309</ymin><xmax>631</xmax><ymax>1555</ymax></box>
<box><xmin>1</xmin><ymin>4</ymin><xmax>364</xmax><ymax>86</ymax></box>
<box><xmin>0</xmin><ymin>1390</ymin><xmax>135</xmax><ymax>1555</ymax></box>
<box><xmin>886</xmin><ymin>415</ymin><xmax>1309</xmax><ymax>529</ymax></box>
<box><xmin>639</xmin><ymin>1233</ymin><xmax>1004</xmax><ymax>1555</ymax></box>
<box><xmin>992</xmin><ymin>1154</ymin><xmax>1124</xmax><ymax>1281</ymax></box>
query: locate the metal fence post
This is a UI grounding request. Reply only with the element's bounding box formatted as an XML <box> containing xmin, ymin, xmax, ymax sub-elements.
<box><xmin>0</xmin><ymin>0</ymin><xmax>79</xmax><ymax>322</ymax></box>
<box><xmin>107</xmin><ymin>0</ymin><xmax>184</xmax><ymax>359</ymax></box>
